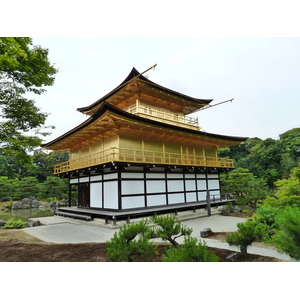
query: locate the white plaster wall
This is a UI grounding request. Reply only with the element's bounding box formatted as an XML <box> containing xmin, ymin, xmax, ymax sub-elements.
<box><xmin>122</xmin><ymin>180</ymin><xmax>144</xmax><ymax>195</ymax></box>
<box><xmin>104</xmin><ymin>181</ymin><xmax>118</xmax><ymax>209</ymax></box>
<box><xmin>207</xmin><ymin>179</ymin><xmax>220</xmax><ymax>190</ymax></box>
<box><xmin>146</xmin><ymin>180</ymin><xmax>166</xmax><ymax>193</ymax></box>
<box><xmin>90</xmin><ymin>182</ymin><xmax>102</xmax><ymax>208</ymax></box>
<box><xmin>167</xmin><ymin>180</ymin><xmax>184</xmax><ymax>192</ymax></box>
<box><xmin>122</xmin><ymin>196</ymin><xmax>145</xmax><ymax>209</ymax></box>
<box><xmin>147</xmin><ymin>194</ymin><xmax>167</xmax><ymax>206</ymax></box>
<box><xmin>168</xmin><ymin>193</ymin><xmax>185</xmax><ymax>204</ymax></box>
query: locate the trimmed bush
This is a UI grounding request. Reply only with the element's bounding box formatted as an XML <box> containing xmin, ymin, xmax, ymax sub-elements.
<box><xmin>106</xmin><ymin>220</ymin><xmax>157</xmax><ymax>262</ymax></box>
<box><xmin>225</xmin><ymin>220</ymin><xmax>265</xmax><ymax>256</ymax></box>
<box><xmin>151</xmin><ymin>214</ymin><xmax>193</xmax><ymax>248</ymax></box>
<box><xmin>163</xmin><ymin>236</ymin><xmax>220</xmax><ymax>262</ymax></box>
<box><xmin>273</xmin><ymin>205</ymin><xmax>300</xmax><ymax>260</ymax></box>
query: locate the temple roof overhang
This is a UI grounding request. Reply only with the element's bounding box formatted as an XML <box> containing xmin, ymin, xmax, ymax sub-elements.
<box><xmin>41</xmin><ymin>101</ymin><xmax>248</xmax><ymax>152</ymax></box>
<box><xmin>76</xmin><ymin>67</ymin><xmax>213</xmax><ymax>116</ymax></box>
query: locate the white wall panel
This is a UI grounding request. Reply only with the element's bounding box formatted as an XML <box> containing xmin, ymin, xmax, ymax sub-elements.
<box><xmin>185</xmin><ymin>174</ymin><xmax>195</xmax><ymax>179</ymax></box>
<box><xmin>104</xmin><ymin>173</ymin><xmax>118</xmax><ymax>180</ymax></box>
<box><xmin>185</xmin><ymin>180</ymin><xmax>196</xmax><ymax>191</ymax></box>
<box><xmin>122</xmin><ymin>180</ymin><xmax>144</xmax><ymax>195</ymax></box>
<box><xmin>146</xmin><ymin>173</ymin><xmax>165</xmax><ymax>179</ymax></box>
<box><xmin>104</xmin><ymin>181</ymin><xmax>118</xmax><ymax>209</ymax></box>
<box><xmin>147</xmin><ymin>194</ymin><xmax>166</xmax><ymax>207</ymax></box>
<box><xmin>196</xmin><ymin>174</ymin><xmax>206</xmax><ymax>179</ymax></box>
<box><xmin>79</xmin><ymin>177</ymin><xmax>89</xmax><ymax>183</ymax></box>
<box><xmin>208</xmin><ymin>180</ymin><xmax>220</xmax><ymax>190</ymax></box>
<box><xmin>167</xmin><ymin>173</ymin><xmax>183</xmax><ymax>179</ymax></box>
<box><xmin>90</xmin><ymin>175</ymin><xmax>102</xmax><ymax>182</ymax></box>
<box><xmin>198</xmin><ymin>191</ymin><xmax>207</xmax><ymax>201</ymax></box>
<box><xmin>168</xmin><ymin>180</ymin><xmax>184</xmax><ymax>192</ymax></box>
<box><xmin>146</xmin><ymin>180</ymin><xmax>166</xmax><ymax>193</ymax></box>
<box><xmin>186</xmin><ymin>192</ymin><xmax>197</xmax><ymax>202</ymax></box>
<box><xmin>197</xmin><ymin>180</ymin><xmax>207</xmax><ymax>190</ymax></box>
<box><xmin>90</xmin><ymin>182</ymin><xmax>102</xmax><ymax>208</ymax></box>
<box><xmin>122</xmin><ymin>196</ymin><xmax>145</xmax><ymax>209</ymax></box>
<box><xmin>208</xmin><ymin>174</ymin><xmax>219</xmax><ymax>179</ymax></box>
<box><xmin>168</xmin><ymin>193</ymin><xmax>185</xmax><ymax>204</ymax></box>
<box><xmin>121</xmin><ymin>172</ymin><xmax>144</xmax><ymax>179</ymax></box>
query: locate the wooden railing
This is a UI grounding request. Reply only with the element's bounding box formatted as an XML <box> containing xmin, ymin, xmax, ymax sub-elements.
<box><xmin>53</xmin><ymin>147</ymin><xmax>234</xmax><ymax>174</ymax></box>
<box><xmin>126</xmin><ymin>105</ymin><xmax>200</xmax><ymax>130</ymax></box>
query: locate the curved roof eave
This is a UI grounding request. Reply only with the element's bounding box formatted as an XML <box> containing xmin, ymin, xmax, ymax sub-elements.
<box><xmin>41</xmin><ymin>101</ymin><xmax>248</xmax><ymax>149</ymax></box>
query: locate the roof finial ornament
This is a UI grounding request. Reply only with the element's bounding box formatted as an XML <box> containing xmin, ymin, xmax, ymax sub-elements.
<box><xmin>140</xmin><ymin>64</ymin><xmax>157</xmax><ymax>76</ymax></box>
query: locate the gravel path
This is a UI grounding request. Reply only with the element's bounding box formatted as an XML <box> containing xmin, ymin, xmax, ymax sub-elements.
<box><xmin>22</xmin><ymin>211</ymin><xmax>293</xmax><ymax>261</ymax></box>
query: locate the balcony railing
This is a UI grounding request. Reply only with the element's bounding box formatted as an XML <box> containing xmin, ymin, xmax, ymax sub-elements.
<box><xmin>126</xmin><ymin>105</ymin><xmax>200</xmax><ymax>130</ymax></box>
<box><xmin>53</xmin><ymin>147</ymin><xmax>234</xmax><ymax>174</ymax></box>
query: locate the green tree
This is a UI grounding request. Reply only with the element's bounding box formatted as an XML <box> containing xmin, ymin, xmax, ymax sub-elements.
<box><xmin>39</xmin><ymin>176</ymin><xmax>68</xmax><ymax>200</ymax></box>
<box><xmin>106</xmin><ymin>220</ymin><xmax>157</xmax><ymax>262</ymax></box>
<box><xmin>0</xmin><ymin>154</ymin><xmax>8</xmax><ymax>176</ymax></box>
<box><xmin>0</xmin><ymin>176</ymin><xmax>18</xmax><ymax>201</ymax></box>
<box><xmin>21</xmin><ymin>150</ymin><xmax>69</xmax><ymax>181</ymax></box>
<box><xmin>226</xmin><ymin>220</ymin><xmax>265</xmax><ymax>257</ymax></box>
<box><xmin>0</xmin><ymin>37</ymin><xmax>57</xmax><ymax>165</ymax></box>
<box><xmin>279</xmin><ymin>128</ymin><xmax>300</xmax><ymax>162</ymax></box>
<box><xmin>251</xmin><ymin>206</ymin><xmax>280</xmax><ymax>239</ymax></box>
<box><xmin>16</xmin><ymin>176</ymin><xmax>41</xmax><ymax>199</ymax></box>
<box><xmin>162</xmin><ymin>236</ymin><xmax>220</xmax><ymax>262</ymax></box>
<box><xmin>221</xmin><ymin>168</ymin><xmax>267</xmax><ymax>209</ymax></box>
<box><xmin>151</xmin><ymin>214</ymin><xmax>193</xmax><ymax>248</ymax></box>
<box><xmin>221</xmin><ymin>129</ymin><xmax>300</xmax><ymax>188</ymax></box>
<box><xmin>264</xmin><ymin>164</ymin><xmax>300</xmax><ymax>208</ymax></box>
<box><xmin>272</xmin><ymin>205</ymin><xmax>300</xmax><ymax>260</ymax></box>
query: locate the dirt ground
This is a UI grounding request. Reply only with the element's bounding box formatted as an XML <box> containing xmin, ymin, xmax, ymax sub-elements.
<box><xmin>0</xmin><ymin>229</ymin><xmax>284</xmax><ymax>262</ymax></box>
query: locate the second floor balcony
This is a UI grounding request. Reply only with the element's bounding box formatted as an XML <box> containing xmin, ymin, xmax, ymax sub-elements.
<box><xmin>126</xmin><ymin>104</ymin><xmax>200</xmax><ymax>130</ymax></box>
<box><xmin>53</xmin><ymin>147</ymin><xmax>234</xmax><ymax>175</ymax></box>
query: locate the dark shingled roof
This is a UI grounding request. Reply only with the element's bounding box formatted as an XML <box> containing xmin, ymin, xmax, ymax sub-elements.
<box><xmin>77</xmin><ymin>67</ymin><xmax>213</xmax><ymax>114</ymax></box>
<box><xmin>41</xmin><ymin>101</ymin><xmax>248</xmax><ymax>149</ymax></box>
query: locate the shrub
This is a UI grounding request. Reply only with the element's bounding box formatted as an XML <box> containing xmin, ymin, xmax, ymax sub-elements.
<box><xmin>251</xmin><ymin>206</ymin><xmax>280</xmax><ymax>239</ymax></box>
<box><xmin>272</xmin><ymin>205</ymin><xmax>300</xmax><ymax>260</ymax></box>
<box><xmin>2</xmin><ymin>218</ymin><xmax>26</xmax><ymax>229</ymax></box>
<box><xmin>151</xmin><ymin>214</ymin><xmax>193</xmax><ymax>248</ymax></box>
<box><xmin>163</xmin><ymin>236</ymin><xmax>220</xmax><ymax>262</ymax></box>
<box><xmin>106</xmin><ymin>220</ymin><xmax>157</xmax><ymax>262</ymax></box>
<box><xmin>225</xmin><ymin>220</ymin><xmax>265</xmax><ymax>257</ymax></box>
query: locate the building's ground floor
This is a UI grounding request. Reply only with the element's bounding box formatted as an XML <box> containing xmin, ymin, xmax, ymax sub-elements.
<box><xmin>59</xmin><ymin>162</ymin><xmax>234</xmax><ymax>221</ymax></box>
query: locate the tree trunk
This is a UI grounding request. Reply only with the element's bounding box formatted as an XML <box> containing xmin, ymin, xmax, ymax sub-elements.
<box><xmin>170</xmin><ymin>239</ymin><xmax>180</xmax><ymax>248</ymax></box>
<box><xmin>240</xmin><ymin>245</ymin><xmax>248</xmax><ymax>257</ymax></box>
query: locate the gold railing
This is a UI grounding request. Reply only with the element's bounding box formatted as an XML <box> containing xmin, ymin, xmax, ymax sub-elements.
<box><xmin>126</xmin><ymin>105</ymin><xmax>200</xmax><ymax>130</ymax></box>
<box><xmin>53</xmin><ymin>147</ymin><xmax>234</xmax><ymax>174</ymax></box>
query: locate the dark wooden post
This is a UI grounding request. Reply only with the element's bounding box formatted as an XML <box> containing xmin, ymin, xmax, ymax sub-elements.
<box><xmin>206</xmin><ymin>190</ymin><xmax>211</xmax><ymax>217</ymax></box>
<box><xmin>68</xmin><ymin>180</ymin><xmax>72</xmax><ymax>207</ymax></box>
<box><xmin>126</xmin><ymin>215</ymin><xmax>131</xmax><ymax>224</ymax></box>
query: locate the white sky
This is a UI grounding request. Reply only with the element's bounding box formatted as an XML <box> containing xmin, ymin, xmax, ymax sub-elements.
<box><xmin>3</xmin><ymin>1</ymin><xmax>300</xmax><ymax>144</ymax></box>
<box><xmin>31</xmin><ymin>37</ymin><xmax>300</xmax><ymax>144</ymax></box>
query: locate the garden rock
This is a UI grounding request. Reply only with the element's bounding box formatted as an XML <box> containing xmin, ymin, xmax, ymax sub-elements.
<box><xmin>233</xmin><ymin>206</ymin><xmax>241</xmax><ymax>213</ymax></box>
<box><xmin>49</xmin><ymin>201</ymin><xmax>56</xmax><ymax>207</ymax></box>
<box><xmin>26</xmin><ymin>219</ymin><xmax>41</xmax><ymax>227</ymax></box>
<box><xmin>31</xmin><ymin>200</ymin><xmax>41</xmax><ymax>208</ymax></box>
<box><xmin>200</xmin><ymin>228</ymin><xmax>213</xmax><ymax>238</ymax></box>
<box><xmin>0</xmin><ymin>219</ymin><xmax>6</xmax><ymax>227</ymax></box>
<box><xmin>12</xmin><ymin>202</ymin><xmax>23</xmax><ymax>210</ymax></box>
<box><xmin>226</xmin><ymin>253</ymin><xmax>239</xmax><ymax>262</ymax></box>
<box><xmin>11</xmin><ymin>198</ymin><xmax>42</xmax><ymax>209</ymax></box>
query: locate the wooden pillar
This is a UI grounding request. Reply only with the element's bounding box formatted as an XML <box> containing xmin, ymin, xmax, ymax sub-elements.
<box><xmin>206</xmin><ymin>190</ymin><xmax>211</xmax><ymax>217</ymax></box>
<box><xmin>68</xmin><ymin>179</ymin><xmax>72</xmax><ymax>207</ymax></box>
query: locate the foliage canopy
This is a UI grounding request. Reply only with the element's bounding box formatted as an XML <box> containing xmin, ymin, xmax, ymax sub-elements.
<box><xmin>0</xmin><ymin>37</ymin><xmax>57</xmax><ymax>165</ymax></box>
